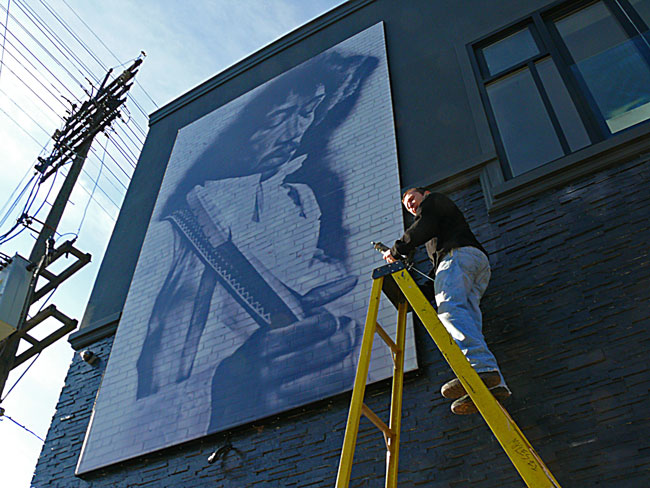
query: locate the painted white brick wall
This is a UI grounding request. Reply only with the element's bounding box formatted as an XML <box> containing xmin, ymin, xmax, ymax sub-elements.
<box><xmin>77</xmin><ymin>22</ymin><xmax>417</xmax><ymax>473</ymax></box>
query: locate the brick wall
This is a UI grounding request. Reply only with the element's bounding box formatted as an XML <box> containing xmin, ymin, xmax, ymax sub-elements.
<box><xmin>33</xmin><ymin>154</ymin><xmax>650</xmax><ymax>487</ymax></box>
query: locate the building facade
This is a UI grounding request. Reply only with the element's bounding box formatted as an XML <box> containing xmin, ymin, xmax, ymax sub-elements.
<box><xmin>34</xmin><ymin>0</ymin><xmax>650</xmax><ymax>486</ymax></box>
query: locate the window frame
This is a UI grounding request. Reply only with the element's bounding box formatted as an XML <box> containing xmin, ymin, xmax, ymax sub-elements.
<box><xmin>469</xmin><ymin>0</ymin><xmax>650</xmax><ymax>180</ymax></box>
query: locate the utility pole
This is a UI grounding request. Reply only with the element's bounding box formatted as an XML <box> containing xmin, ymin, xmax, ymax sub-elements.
<box><xmin>0</xmin><ymin>56</ymin><xmax>143</xmax><ymax>402</ymax></box>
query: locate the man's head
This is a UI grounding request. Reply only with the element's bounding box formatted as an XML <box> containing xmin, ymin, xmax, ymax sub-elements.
<box><xmin>249</xmin><ymin>85</ymin><xmax>326</xmax><ymax>174</ymax></box>
<box><xmin>244</xmin><ymin>51</ymin><xmax>374</xmax><ymax>175</ymax></box>
<box><xmin>401</xmin><ymin>187</ymin><xmax>429</xmax><ymax>215</ymax></box>
<box><xmin>163</xmin><ymin>50</ymin><xmax>377</xmax><ymax>217</ymax></box>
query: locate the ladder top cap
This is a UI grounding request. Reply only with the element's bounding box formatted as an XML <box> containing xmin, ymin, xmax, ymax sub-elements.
<box><xmin>372</xmin><ymin>261</ymin><xmax>406</xmax><ymax>279</ymax></box>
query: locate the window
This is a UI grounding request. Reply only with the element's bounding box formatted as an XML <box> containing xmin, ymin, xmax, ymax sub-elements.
<box><xmin>472</xmin><ymin>0</ymin><xmax>650</xmax><ymax>178</ymax></box>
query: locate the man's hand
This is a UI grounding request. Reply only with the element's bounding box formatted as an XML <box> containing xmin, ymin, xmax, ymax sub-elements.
<box><xmin>382</xmin><ymin>249</ymin><xmax>396</xmax><ymax>263</ymax></box>
<box><xmin>208</xmin><ymin>311</ymin><xmax>361</xmax><ymax>430</ymax></box>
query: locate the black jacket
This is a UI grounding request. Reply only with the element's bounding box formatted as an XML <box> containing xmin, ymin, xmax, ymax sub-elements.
<box><xmin>390</xmin><ymin>192</ymin><xmax>487</xmax><ymax>271</ymax></box>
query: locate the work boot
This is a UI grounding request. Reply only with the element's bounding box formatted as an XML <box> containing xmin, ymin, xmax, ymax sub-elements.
<box><xmin>450</xmin><ymin>386</ymin><xmax>511</xmax><ymax>415</ymax></box>
<box><xmin>440</xmin><ymin>371</ymin><xmax>501</xmax><ymax>399</ymax></box>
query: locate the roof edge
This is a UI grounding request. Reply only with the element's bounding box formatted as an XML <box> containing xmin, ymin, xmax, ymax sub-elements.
<box><xmin>148</xmin><ymin>0</ymin><xmax>375</xmax><ymax>125</ymax></box>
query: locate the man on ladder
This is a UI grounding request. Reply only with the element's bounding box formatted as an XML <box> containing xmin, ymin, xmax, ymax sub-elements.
<box><xmin>337</xmin><ymin>188</ymin><xmax>561</xmax><ymax>488</ymax></box>
<box><xmin>382</xmin><ymin>188</ymin><xmax>510</xmax><ymax>414</ymax></box>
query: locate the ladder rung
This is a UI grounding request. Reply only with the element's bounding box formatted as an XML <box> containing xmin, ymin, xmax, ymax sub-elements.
<box><xmin>361</xmin><ymin>403</ymin><xmax>393</xmax><ymax>449</ymax></box>
<box><xmin>375</xmin><ymin>322</ymin><xmax>400</xmax><ymax>355</ymax></box>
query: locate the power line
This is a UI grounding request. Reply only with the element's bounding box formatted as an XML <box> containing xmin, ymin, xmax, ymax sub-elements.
<box><xmin>0</xmin><ymin>168</ymin><xmax>60</xmax><ymax>246</ymax></box>
<box><xmin>25</xmin><ymin>0</ymin><xmax>147</xmax><ymax>130</ymax></box>
<box><xmin>0</xmin><ymin>86</ymin><xmax>62</xmax><ymax>142</ymax></box>
<box><xmin>110</xmin><ymin>119</ymin><xmax>143</xmax><ymax>158</ymax></box>
<box><xmin>41</xmin><ymin>0</ymin><xmax>157</xmax><ymax>124</ymax></box>
<box><xmin>2</xmin><ymin>79</ymin><xmax>135</xmax><ymax>193</ymax></box>
<box><xmin>5</xmin><ymin>1</ymin><xmax>154</xmax><ymax>138</ymax></box>
<box><xmin>122</xmin><ymin>112</ymin><xmax>147</xmax><ymax>141</ymax></box>
<box><xmin>86</xmin><ymin>146</ymin><xmax>129</xmax><ymax>192</ymax></box>
<box><xmin>29</xmin><ymin>167</ymin><xmax>58</xmax><ymax>222</ymax></box>
<box><xmin>59</xmin><ymin>163</ymin><xmax>120</xmax><ymax>215</ymax></box>
<box><xmin>0</xmin><ymin>140</ymin><xmax>52</xmax><ymax>232</ymax></box>
<box><xmin>0</xmin><ymin>45</ymin><xmax>69</xmax><ymax>114</ymax></box>
<box><xmin>1</xmin><ymin>411</ymin><xmax>45</xmax><ymax>442</ymax></box>
<box><xmin>0</xmin><ymin>171</ymin><xmax>40</xmax><ymax>245</ymax></box>
<box><xmin>105</xmin><ymin>131</ymin><xmax>137</xmax><ymax>166</ymax></box>
<box><xmin>0</xmin><ymin>13</ymin><xmax>143</xmax><ymax>410</ymax></box>
<box><xmin>9</xmin><ymin>5</ymin><xmax>147</xmax><ymax>156</ymax></box>
<box><xmin>1</xmin><ymin>88</ymin><xmax>133</xmax><ymax>201</ymax></box>
<box><xmin>0</xmin><ymin>1</ymin><xmax>148</xmax><ymax>231</ymax></box>
<box><xmin>26</xmin><ymin>163</ymin><xmax>120</xmax><ymax>234</ymax></box>
<box><xmin>0</xmin><ymin>0</ymin><xmax>10</xmax><ymax>83</ymax></box>
<box><xmin>71</xmin><ymin>154</ymin><xmax>124</xmax><ymax>210</ymax></box>
<box><xmin>0</xmin><ymin>20</ymin><xmax>80</xmax><ymax>107</ymax></box>
<box><xmin>120</xmin><ymin>108</ymin><xmax>147</xmax><ymax>142</ymax></box>
<box><xmin>0</xmin><ymin>352</ymin><xmax>40</xmax><ymax>402</ymax></box>
<box><xmin>37</xmin><ymin>0</ymin><xmax>107</xmax><ymax>75</ymax></box>
<box><xmin>3</xmin><ymin>0</ymin><xmax>150</xmax><ymax>154</ymax></box>
<box><xmin>76</xmin><ymin>135</ymin><xmax>106</xmax><ymax>236</ymax></box>
<box><xmin>12</xmin><ymin>0</ymin><xmax>99</xmax><ymax>85</ymax></box>
<box><xmin>0</xmin><ymin>174</ymin><xmax>37</xmax><ymax>231</ymax></box>
<box><xmin>59</xmin><ymin>0</ymin><xmax>158</xmax><ymax>110</ymax></box>
<box><xmin>0</xmin><ymin>57</ymin><xmax>65</xmax><ymax>120</ymax></box>
<box><xmin>0</xmin><ymin>104</ymin><xmax>50</xmax><ymax>146</ymax></box>
<box><xmin>0</xmin><ymin>70</ymin><xmax>136</xmax><ymax>210</ymax></box>
<box><xmin>0</xmin><ymin>4</ymin><xmax>88</xmax><ymax>92</ymax></box>
<box><xmin>0</xmin><ymin>159</ymin><xmax>119</xmax><ymax>249</ymax></box>
<box><xmin>0</xmin><ymin>166</ymin><xmax>36</xmax><ymax>223</ymax></box>
<box><xmin>88</xmin><ymin>143</ymin><xmax>131</xmax><ymax>182</ymax></box>
<box><xmin>0</xmin><ymin>23</ymin><xmax>80</xmax><ymax>104</ymax></box>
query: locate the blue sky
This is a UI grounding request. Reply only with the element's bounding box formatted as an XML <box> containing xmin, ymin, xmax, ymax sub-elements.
<box><xmin>0</xmin><ymin>1</ymin><xmax>344</xmax><ymax>485</ymax></box>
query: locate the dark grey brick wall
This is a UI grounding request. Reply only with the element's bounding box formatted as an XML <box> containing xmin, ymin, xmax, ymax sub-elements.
<box><xmin>33</xmin><ymin>154</ymin><xmax>650</xmax><ymax>487</ymax></box>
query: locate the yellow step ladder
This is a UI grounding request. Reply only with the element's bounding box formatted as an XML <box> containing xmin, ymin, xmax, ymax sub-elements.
<box><xmin>335</xmin><ymin>262</ymin><xmax>561</xmax><ymax>488</ymax></box>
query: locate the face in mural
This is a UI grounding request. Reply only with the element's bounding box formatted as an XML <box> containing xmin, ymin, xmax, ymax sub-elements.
<box><xmin>249</xmin><ymin>85</ymin><xmax>326</xmax><ymax>173</ymax></box>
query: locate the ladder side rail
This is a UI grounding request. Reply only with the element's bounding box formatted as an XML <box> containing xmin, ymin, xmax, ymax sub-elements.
<box><xmin>385</xmin><ymin>300</ymin><xmax>408</xmax><ymax>488</ymax></box>
<box><xmin>391</xmin><ymin>269</ymin><xmax>562</xmax><ymax>488</ymax></box>
<box><xmin>335</xmin><ymin>277</ymin><xmax>384</xmax><ymax>488</ymax></box>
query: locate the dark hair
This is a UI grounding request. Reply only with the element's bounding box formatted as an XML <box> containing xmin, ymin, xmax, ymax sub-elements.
<box><xmin>401</xmin><ymin>187</ymin><xmax>429</xmax><ymax>200</ymax></box>
<box><xmin>163</xmin><ymin>52</ymin><xmax>377</xmax><ymax>217</ymax></box>
<box><xmin>162</xmin><ymin>50</ymin><xmax>378</xmax><ymax>262</ymax></box>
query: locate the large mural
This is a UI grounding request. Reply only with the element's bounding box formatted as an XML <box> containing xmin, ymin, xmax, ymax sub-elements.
<box><xmin>77</xmin><ymin>22</ymin><xmax>417</xmax><ymax>473</ymax></box>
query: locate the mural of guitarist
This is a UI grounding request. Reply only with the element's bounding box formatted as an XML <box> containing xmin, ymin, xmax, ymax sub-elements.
<box><xmin>135</xmin><ymin>50</ymin><xmax>378</xmax><ymax>433</ymax></box>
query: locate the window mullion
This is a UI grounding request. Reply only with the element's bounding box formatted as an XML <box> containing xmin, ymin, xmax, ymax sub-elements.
<box><xmin>529</xmin><ymin>60</ymin><xmax>571</xmax><ymax>154</ymax></box>
<box><xmin>482</xmin><ymin>53</ymin><xmax>547</xmax><ymax>83</ymax></box>
<box><xmin>604</xmin><ymin>0</ymin><xmax>646</xmax><ymax>37</ymax></box>
<box><xmin>475</xmin><ymin>47</ymin><xmax>492</xmax><ymax>79</ymax></box>
<box><xmin>533</xmin><ymin>12</ymin><xmax>607</xmax><ymax>141</ymax></box>
<box><xmin>615</xmin><ymin>0</ymin><xmax>650</xmax><ymax>32</ymax></box>
<box><xmin>466</xmin><ymin>42</ymin><xmax>515</xmax><ymax>179</ymax></box>
<box><xmin>610</xmin><ymin>0</ymin><xmax>650</xmax><ymax>62</ymax></box>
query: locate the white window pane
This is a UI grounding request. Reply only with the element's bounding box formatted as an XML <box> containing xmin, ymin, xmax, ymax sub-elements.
<box><xmin>536</xmin><ymin>57</ymin><xmax>590</xmax><ymax>151</ymax></box>
<box><xmin>487</xmin><ymin>67</ymin><xmax>564</xmax><ymax>176</ymax></box>
<box><xmin>556</xmin><ymin>1</ymin><xmax>650</xmax><ymax>133</ymax></box>
<box><xmin>481</xmin><ymin>28</ymin><xmax>540</xmax><ymax>75</ymax></box>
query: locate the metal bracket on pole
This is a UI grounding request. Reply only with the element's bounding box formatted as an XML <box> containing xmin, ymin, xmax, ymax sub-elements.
<box><xmin>4</xmin><ymin>240</ymin><xmax>91</xmax><ymax>369</ymax></box>
<box><xmin>32</xmin><ymin>240</ymin><xmax>91</xmax><ymax>303</ymax></box>
<box><xmin>12</xmin><ymin>305</ymin><xmax>77</xmax><ymax>370</ymax></box>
